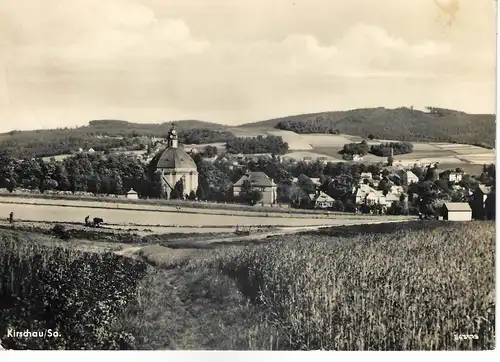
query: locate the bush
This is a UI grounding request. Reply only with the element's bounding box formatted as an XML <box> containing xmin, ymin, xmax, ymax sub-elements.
<box><xmin>0</xmin><ymin>232</ymin><xmax>148</xmax><ymax>350</ymax></box>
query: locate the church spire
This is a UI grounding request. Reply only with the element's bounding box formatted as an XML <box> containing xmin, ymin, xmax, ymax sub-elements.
<box><xmin>167</xmin><ymin>123</ymin><xmax>178</xmax><ymax>149</ymax></box>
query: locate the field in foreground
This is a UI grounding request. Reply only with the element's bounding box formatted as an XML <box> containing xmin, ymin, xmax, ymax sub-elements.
<box><xmin>0</xmin><ymin>221</ymin><xmax>495</xmax><ymax>350</ymax></box>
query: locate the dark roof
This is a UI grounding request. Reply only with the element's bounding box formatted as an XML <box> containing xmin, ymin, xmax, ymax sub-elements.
<box><xmin>234</xmin><ymin>172</ymin><xmax>275</xmax><ymax>187</ymax></box>
<box><xmin>157</xmin><ymin>147</ymin><xmax>197</xmax><ymax>170</ymax></box>
<box><xmin>443</xmin><ymin>202</ymin><xmax>471</xmax><ymax>212</ymax></box>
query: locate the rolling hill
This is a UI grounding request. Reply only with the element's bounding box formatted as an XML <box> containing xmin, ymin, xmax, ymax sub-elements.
<box><xmin>238</xmin><ymin>107</ymin><xmax>496</xmax><ymax>148</ymax></box>
<box><xmin>0</xmin><ymin>120</ymin><xmax>230</xmax><ymax>159</ymax></box>
<box><xmin>0</xmin><ymin>107</ymin><xmax>496</xmax><ymax>159</ymax></box>
<box><xmin>85</xmin><ymin>119</ymin><xmax>227</xmax><ymax>134</ymax></box>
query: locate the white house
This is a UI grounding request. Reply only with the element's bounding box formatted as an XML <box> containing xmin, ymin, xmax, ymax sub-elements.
<box><xmin>448</xmin><ymin>172</ymin><xmax>463</xmax><ymax>183</ymax></box>
<box><xmin>233</xmin><ymin>171</ymin><xmax>277</xmax><ymax>204</ymax></box>
<box><xmin>355</xmin><ymin>184</ymin><xmax>385</xmax><ymax>205</ymax></box>
<box><xmin>406</xmin><ymin>170</ymin><xmax>419</xmax><ymax>184</ymax></box>
<box><xmin>311</xmin><ymin>191</ymin><xmax>336</xmax><ymax>209</ymax></box>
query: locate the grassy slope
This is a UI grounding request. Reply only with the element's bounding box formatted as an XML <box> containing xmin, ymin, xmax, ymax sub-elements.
<box><xmin>238</xmin><ymin>107</ymin><xmax>496</xmax><ymax>147</ymax></box>
<box><xmin>1</xmin><ymin>221</ymin><xmax>495</xmax><ymax>350</ymax></box>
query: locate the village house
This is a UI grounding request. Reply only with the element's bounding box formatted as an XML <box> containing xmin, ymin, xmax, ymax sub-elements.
<box><xmin>384</xmin><ymin>193</ymin><xmax>400</xmax><ymax>206</ymax></box>
<box><xmin>310</xmin><ymin>191</ymin><xmax>336</xmax><ymax>209</ymax></box>
<box><xmin>406</xmin><ymin>170</ymin><xmax>419</xmax><ymax>184</ymax></box>
<box><xmin>355</xmin><ymin>184</ymin><xmax>385</xmax><ymax>205</ymax></box>
<box><xmin>359</xmin><ymin>172</ymin><xmax>381</xmax><ymax>187</ymax></box>
<box><xmin>309</xmin><ymin>178</ymin><xmax>322</xmax><ymax>187</ymax></box>
<box><xmin>204</xmin><ymin>155</ymin><xmax>218</xmax><ymax>163</ymax></box>
<box><xmin>233</xmin><ymin>171</ymin><xmax>277</xmax><ymax>205</ymax></box>
<box><xmin>441</xmin><ymin>202</ymin><xmax>472</xmax><ymax>221</ymax></box>
<box><xmin>448</xmin><ymin>172</ymin><xmax>463</xmax><ymax>183</ymax></box>
<box><xmin>352</xmin><ymin>154</ymin><xmax>363</xmax><ymax>162</ymax></box>
<box><xmin>389</xmin><ymin>185</ymin><xmax>404</xmax><ymax>197</ymax></box>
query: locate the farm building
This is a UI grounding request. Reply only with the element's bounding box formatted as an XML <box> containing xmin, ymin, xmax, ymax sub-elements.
<box><xmin>126</xmin><ymin>189</ymin><xmax>139</xmax><ymax>200</ymax></box>
<box><xmin>156</xmin><ymin>124</ymin><xmax>199</xmax><ymax>199</ymax></box>
<box><xmin>233</xmin><ymin>171</ymin><xmax>277</xmax><ymax>204</ymax></box>
<box><xmin>355</xmin><ymin>184</ymin><xmax>384</xmax><ymax>205</ymax></box>
<box><xmin>441</xmin><ymin>203</ymin><xmax>472</xmax><ymax>221</ymax></box>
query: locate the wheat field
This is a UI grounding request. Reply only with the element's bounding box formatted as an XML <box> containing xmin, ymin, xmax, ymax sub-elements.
<box><xmin>213</xmin><ymin>221</ymin><xmax>495</xmax><ymax>350</ymax></box>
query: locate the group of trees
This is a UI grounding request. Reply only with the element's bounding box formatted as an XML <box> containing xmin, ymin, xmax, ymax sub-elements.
<box><xmin>0</xmin><ymin>150</ymin><xmax>152</xmax><ymax>196</ymax></box>
<box><xmin>276</xmin><ymin>119</ymin><xmax>340</xmax><ymax>134</ymax></box>
<box><xmin>176</xmin><ymin>129</ymin><xmax>234</xmax><ymax>145</ymax></box>
<box><xmin>340</xmin><ymin>141</ymin><xmax>370</xmax><ymax>157</ymax></box>
<box><xmin>225</xmin><ymin>135</ymin><xmax>289</xmax><ymax>155</ymax></box>
<box><xmin>369</xmin><ymin>142</ymin><xmax>414</xmax><ymax>157</ymax></box>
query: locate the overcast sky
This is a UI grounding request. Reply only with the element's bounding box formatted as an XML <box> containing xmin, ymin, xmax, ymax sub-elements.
<box><xmin>0</xmin><ymin>0</ymin><xmax>496</xmax><ymax>131</ymax></box>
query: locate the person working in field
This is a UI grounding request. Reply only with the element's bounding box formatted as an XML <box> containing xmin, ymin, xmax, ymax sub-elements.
<box><xmin>9</xmin><ymin>212</ymin><xmax>14</xmax><ymax>224</ymax></box>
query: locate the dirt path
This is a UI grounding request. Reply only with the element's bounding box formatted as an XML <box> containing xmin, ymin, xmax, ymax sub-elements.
<box><xmin>165</xmin><ymin>218</ymin><xmax>414</xmax><ymax>247</ymax></box>
<box><xmin>115</xmin><ymin>246</ymin><xmax>144</xmax><ymax>258</ymax></box>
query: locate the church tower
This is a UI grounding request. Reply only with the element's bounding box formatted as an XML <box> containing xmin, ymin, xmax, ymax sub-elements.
<box><xmin>156</xmin><ymin>123</ymin><xmax>199</xmax><ymax>199</ymax></box>
<box><xmin>167</xmin><ymin>123</ymin><xmax>179</xmax><ymax>148</ymax></box>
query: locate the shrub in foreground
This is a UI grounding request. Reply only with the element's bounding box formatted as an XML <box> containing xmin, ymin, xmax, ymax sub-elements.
<box><xmin>0</xmin><ymin>231</ymin><xmax>148</xmax><ymax>350</ymax></box>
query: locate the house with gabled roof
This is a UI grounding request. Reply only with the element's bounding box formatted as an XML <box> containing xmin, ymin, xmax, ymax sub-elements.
<box><xmin>406</xmin><ymin>170</ymin><xmax>419</xmax><ymax>184</ymax></box>
<box><xmin>233</xmin><ymin>171</ymin><xmax>277</xmax><ymax>204</ymax></box>
<box><xmin>310</xmin><ymin>191</ymin><xmax>336</xmax><ymax>209</ymax></box>
<box><xmin>355</xmin><ymin>184</ymin><xmax>386</xmax><ymax>205</ymax></box>
<box><xmin>390</xmin><ymin>185</ymin><xmax>404</xmax><ymax>197</ymax></box>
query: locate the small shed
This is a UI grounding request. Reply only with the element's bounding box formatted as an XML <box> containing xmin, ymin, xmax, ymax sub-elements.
<box><xmin>126</xmin><ymin>189</ymin><xmax>139</xmax><ymax>200</ymax></box>
<box><xmin>442</xmin><ymin>202</ymin><xmax>472</xmax><ymax>221</ymax></box>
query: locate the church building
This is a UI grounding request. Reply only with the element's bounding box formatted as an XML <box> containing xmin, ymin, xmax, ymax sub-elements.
<box><xmin>156</xmin><ymin>124</ymin><xmax>199</xmax><ymax>199</ymax></box>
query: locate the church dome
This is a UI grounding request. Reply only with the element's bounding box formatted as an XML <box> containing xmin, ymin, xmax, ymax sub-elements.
<box><xmin>157</xmin><ymin>147</ymin><xmax>197</xmax><ymax>170</ymax></box>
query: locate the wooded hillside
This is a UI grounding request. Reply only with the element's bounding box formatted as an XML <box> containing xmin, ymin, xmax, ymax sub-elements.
<box><xmin>242</xmin><ymin>107</ymin><xmax>495</xmax><ymax>148</ymax></box>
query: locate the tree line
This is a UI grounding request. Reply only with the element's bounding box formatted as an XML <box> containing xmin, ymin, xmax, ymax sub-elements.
<box><xmin>0</xmin><ymin>146</ymin><xmax>494</xmax><ymax>217</ymax></box>
<box><xmin>340</xmin><ymin>140</ymin><xmax>414</xmax><ymax>158</ymax></box>
<box><xmin>369</xmin><ymin>142</ymin><xmax>414</xmax><ymax>157</ymax></box>
<box><xmin>225</xmin><ymin>135</ymin><xmax>289</xmax><ymax>155</ymax></box>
